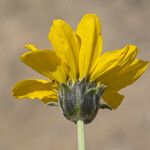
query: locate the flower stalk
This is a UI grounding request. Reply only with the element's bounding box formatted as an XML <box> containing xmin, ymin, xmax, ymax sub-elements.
<box><xmin>77</xmin><ymin>120</ymin><xmax>85</xmax><ymax>150</ymax></box>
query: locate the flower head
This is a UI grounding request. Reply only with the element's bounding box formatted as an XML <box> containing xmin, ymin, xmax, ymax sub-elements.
<box><xmin>12</xmin><ymin>13</ymin><xmax>148</xmax><ymax>123</ymax></box>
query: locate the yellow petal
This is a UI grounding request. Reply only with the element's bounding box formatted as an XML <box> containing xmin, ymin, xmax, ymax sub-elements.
<box><xmin>76</xmin><ymin>13</ymin><xmax>103</xmax><ymax>79</ymax></box>
<box><xmin>102</xmin><ymin>90</ymin><xmax>124</xmax><ymax>109</ymax></box>
<box><xmin>48</xmin><ymin>19</ymin><xmax>80</xmax><ymax>81</ymax></box>
<box><xmin>25</xmin><ymin>44</ymin><xmax>38</xmax><ymax>51</ymax></box>
<box><xmin>12</xmin><ymin>79</ymin><xmax>58</xmax><ymax>104</ymax></box>
<box><xmin>90</xmin><ymin>45</ymin><xmax>139</xmax><ymax>81</ymax></box>
<box><xmin>107</xmin><ymin>59</ymin><xmax>149</xmax><ymax>91</ymax></box>
<box><xmin>21</xmin><ymin>50</ymin><xmax>68</xmax><ymax>83</ymax></box>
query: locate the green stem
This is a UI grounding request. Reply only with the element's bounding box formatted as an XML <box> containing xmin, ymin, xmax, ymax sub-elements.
<box><xmin>77</xmin><ymin>120</ymin><xmax>85</xmax><ymax>150</ymax></box>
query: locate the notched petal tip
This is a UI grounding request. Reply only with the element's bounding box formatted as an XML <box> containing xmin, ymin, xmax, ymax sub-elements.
<box><xmin>52</xmin><ymin>19</ymin><xmax>66</xmax><ymax>26</ymax></box>
<box><xmin>133</xmin><ymin>59</ymin><xmax>149</xmax><ymax>78</ymax></box>
<box><xmin>81</xmin><ymin>13</ymin><xmax>101</xmax><ymax>22</ymax></box>
<box><xmin>143</xmin><ymin>60</ymin><xmax>149</xmax><ymax>67</ymax></box>
<box><xmin>25</xmin><ymin>44</ymin><xmax>38</xmax><ymax>51</ymax></box>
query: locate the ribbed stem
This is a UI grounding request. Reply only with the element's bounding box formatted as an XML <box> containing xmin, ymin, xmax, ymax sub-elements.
<box><xmin>77</xmin><ymin>120</ymin><xmax>85</xmax><ymax>150</ymax></box>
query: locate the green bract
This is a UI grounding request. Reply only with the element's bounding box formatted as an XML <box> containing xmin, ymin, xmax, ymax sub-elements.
<box><xmin>59</xmin><ymin>79</ymin><xmax>107</xmax><ymax>124</ymax></box>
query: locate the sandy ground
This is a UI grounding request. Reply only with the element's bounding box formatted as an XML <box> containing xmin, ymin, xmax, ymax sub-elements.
<box><xmin>0</xmin><ymin>0</ymin><xmax>150</xmax><ymax>150</ymax></box>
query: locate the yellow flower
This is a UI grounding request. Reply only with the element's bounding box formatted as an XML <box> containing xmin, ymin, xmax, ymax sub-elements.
<box><xmin>12</xmin><ymin>13</ymin><xmax>148</xmax><ymax>118</ymax></box>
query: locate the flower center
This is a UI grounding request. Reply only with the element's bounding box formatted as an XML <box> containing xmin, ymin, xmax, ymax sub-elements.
<box><xmin>58</xmin><ymin>79</ymin><xmax>106</xmax><ymax>124</ymax></box>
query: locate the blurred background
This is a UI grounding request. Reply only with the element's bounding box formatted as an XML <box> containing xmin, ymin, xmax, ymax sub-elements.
<box><xmin>0</xmin><ymin>0</ymin><xmax>150</xmax><ymax>149</ymax></box>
